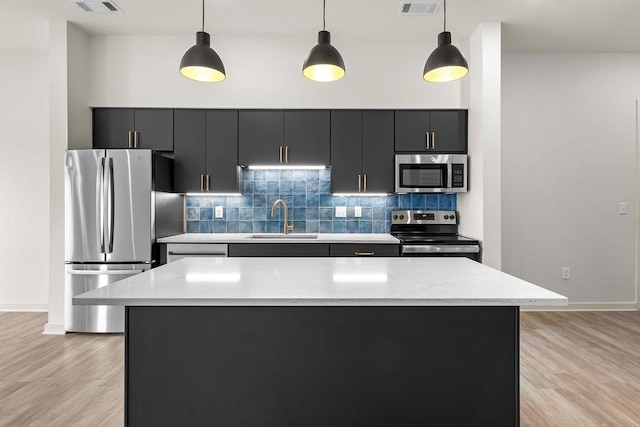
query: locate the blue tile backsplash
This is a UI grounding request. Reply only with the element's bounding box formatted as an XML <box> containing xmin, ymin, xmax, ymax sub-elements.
<box><xmin>186</xmin><ymin>169</ymin><xmax>456</xmax><ymax>234</ymax></box>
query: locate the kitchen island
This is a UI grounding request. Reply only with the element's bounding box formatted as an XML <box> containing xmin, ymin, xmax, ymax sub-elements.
<box><xmin>75</xmin><ymin>257</ymin><xmax>566</xmax><ymax>426</ymax></box>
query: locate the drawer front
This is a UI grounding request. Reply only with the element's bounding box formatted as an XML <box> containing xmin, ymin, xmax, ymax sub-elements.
<box><xmin>166</xmin><ymin>243</ymin><xmax>228</xmax><ymax>262</ymax></box>
<box><xmin>228</xmin><ymin>243</ymin><xmax>330</xmax><ymax>257</ymax></box>
<box><xmin>329</xmin><ymin>244</ymin><xmax>400</xmax><ymax>257</ymax></box>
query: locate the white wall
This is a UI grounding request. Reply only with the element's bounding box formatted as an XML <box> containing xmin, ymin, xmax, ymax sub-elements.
<box><xmin>502</xmin><ymin>53</ymin><xmax>639</xmax><ymax>308</ymax></box>
<box><xmin>0</xmin><ymin>50</ymin><xmax>50</xmax><ymax>311</ymax></box>
<box><xmin>458</xmin><ymin>23</ymin><xmax>501</xmax><ymax>269</ymax></box>
<box><xmin>88</xmin><ymin>35</ymin><xmax>464</xmax><ymax>108</ymax></box>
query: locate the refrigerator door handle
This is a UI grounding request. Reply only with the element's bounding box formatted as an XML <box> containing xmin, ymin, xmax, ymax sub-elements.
<box><xmin>99</xmin><ymin>157</ymin><xmax>106</xmax><ymax>254</ymax></box>
<box><xmin>67</xmin><ymin>269</ymin><xmax>145</xmax><ymax>275</ymax></box>
<box><xmin>107</xmin><ymin>157</ymin><xmax>115</xmax><ymax>253</ymax></box>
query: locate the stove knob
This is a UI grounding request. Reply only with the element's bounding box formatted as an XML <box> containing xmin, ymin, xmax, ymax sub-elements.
<box><xmin>444</xmin><ymin>215</ymin><xmax>449</xmax><ymax>220</ymax></box>
<box><xmin>450</xmin><ymin>214</ymin><xmax>455</xmax><ymax>220</ymax></box>
<box><xmin>399</xmin><ymin>215</ymin><xmax>404</xmax><ymax>220</ymax></box>
<box><xmin>393</xmin><ymin>215</ymin><xmax>398</xmax><ymax>220</ymax></box>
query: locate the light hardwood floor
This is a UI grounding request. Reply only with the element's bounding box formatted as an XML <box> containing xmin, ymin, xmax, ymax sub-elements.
<box><xmin>1</xmin><ymin>311</ymin><xmax>639</xmax><ymax>426</ymax></box>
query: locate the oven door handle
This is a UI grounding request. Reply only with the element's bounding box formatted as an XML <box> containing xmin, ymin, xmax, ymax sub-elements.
<box><xmin>402</xmin><ymin>245</ymin><xmax>480</xmax><ymax>254</ymax></box>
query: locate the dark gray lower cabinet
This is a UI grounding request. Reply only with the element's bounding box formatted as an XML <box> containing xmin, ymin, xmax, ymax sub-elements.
<box><xmin>329</xmin><ymin>244</ymin><xmax>399</xmax><ymax>257</ymax></box>
<box><xmin>228</xmin><ymin>243</ymin><xmax>330</xmax><ymax>257</ymax></box>
<box><xmin>126</xmin><ymin>305</ymin><xmax>519</xmax><ymax>426</ymax></box>
<box><xmin>228</xmin><ymin>243</ymin><xmax>398</xmax><ymax>257</ymax></box>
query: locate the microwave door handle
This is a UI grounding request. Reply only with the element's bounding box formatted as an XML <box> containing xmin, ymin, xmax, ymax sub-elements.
<box><xmin>447</xmin><ymin>163</ymin><xmax>453</xmax><ymax>189</ymax></box>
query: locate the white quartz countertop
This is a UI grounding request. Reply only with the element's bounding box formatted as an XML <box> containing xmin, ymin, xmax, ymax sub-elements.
<box><xmin>74</xmin><ymin>257</ymin><xmax>567</xmax><ymax>307</ymax></box>
<box><xmin>157</xmin><ymin>233</ymin><xmax>400</xmax><ymax>244</ymax></box>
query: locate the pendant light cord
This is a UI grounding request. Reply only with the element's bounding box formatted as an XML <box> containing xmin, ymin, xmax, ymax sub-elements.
<box><xmin>323</xmin><ymin>0</ymin><xmax>326</xmax><ymax>31</ymax></box>
<box><xmin>202</xmin><ymin>0</ymin><xmax>205</xmax><ymax>32</ymax></box>
<box><xmin>443</xmin><ymin>0</ymin><xmax>447</xmax><ymax>32</ymax></box>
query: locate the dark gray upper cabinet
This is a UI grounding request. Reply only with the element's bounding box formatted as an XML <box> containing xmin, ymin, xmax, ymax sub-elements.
<box><xmin>238</xmin><ymin>110</ymin><xmax>330</xmax><ymax>166</ymax></box>
<box><xmin>284</xmin><ymin>110</ymin><xmax>330</xmax><ymax>166</ymax></box>
<box><xmin>394</xmin><ymin>110</ymin><xmax>467</xmax><ymax>153</ymax></box>
<box><xmin>93</xmin><ymin>108</ymin><xmax>174</xmax><ymax>151</ymax></box>
<box><xmin>331</xmin><ymin>110</ymin><xmax>394</xmax><ymax>194</ymax></box>
<box><xmin>174</xmin><ymin>109</ymin><xmax>241</xmax><ymax>194</ymax></box>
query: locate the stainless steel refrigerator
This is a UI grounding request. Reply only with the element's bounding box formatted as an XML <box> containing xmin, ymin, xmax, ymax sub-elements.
<box><xmin>65</xmin><ymin>149</ymin><xmax>183</xmax><ymax>333</ymax></box>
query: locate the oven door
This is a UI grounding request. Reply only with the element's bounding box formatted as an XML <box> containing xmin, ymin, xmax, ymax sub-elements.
<box><xmin>401</xmin><ymin>244</ymin><xmax>481</xmax><ymax>262</ymax></box>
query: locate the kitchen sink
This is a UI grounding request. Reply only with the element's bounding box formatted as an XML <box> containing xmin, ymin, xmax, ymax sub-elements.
<box><xmin>247</xmin><ymin>234</ymin><xmax>318</xmax><ymax>239</ymax></box>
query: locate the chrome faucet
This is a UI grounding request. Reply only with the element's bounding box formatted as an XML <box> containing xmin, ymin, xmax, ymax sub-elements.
<box><xmin>271</xmin><ymin>199</ymin><xmax>294</xmax><ymax>234</ymax></box>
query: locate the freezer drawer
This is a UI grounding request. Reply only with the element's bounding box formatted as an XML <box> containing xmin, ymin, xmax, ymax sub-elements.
<box><xmin>65</xmin><ymin>263</ymin><xmax>149</xmax><ymax>333</ymax></box>
<box><xmin>166</xmin><ymin>243</ymin><xmax>228</xmax><ymax>262</ymax></box>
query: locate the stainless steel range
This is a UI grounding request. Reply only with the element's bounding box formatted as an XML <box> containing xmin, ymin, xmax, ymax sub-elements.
<box><xmin>390</xmin><ymin>210</ymin><xmax>481</xmax><ymax>261</ymax></box>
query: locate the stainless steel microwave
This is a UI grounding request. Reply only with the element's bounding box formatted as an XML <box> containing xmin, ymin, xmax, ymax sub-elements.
<box><xmin>395</xmin><ymin>154</ymin><xmax>467</xmax><ymax>193</ymax></box>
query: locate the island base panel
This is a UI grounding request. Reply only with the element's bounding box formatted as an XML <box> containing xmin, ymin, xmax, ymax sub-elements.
<box><xmin>125</xmin><ymin>306</ymin><xmax>519</xmax><ymax>426</ymax></box>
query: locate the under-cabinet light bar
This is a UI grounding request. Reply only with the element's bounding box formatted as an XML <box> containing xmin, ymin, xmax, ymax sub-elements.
<box><xmin>186</xmin><ymin>193</ymin><xmax>242</xmax><ymax>197</ymax></box>
<box><xmin>332</xmin><ymin>193</ymin><xmax>390</xmax><ymax>197</ymax></box>
<box><xmin>247</xmin><ymin>165</ymin><xmax>326</xmax><ymax>170</ymax></box>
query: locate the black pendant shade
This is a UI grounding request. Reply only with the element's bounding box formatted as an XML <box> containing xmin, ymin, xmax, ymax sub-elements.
<box><xmin>180</xmin><ymin>1</ymin><xmax>225</xmax><ymax>82</ymax></box>
<box><xmin>423</xmin><ymin>31</ymin><xmax>468</xmax><ymax>82</ymax></box>
<box><xmin>303</xmin><ymin>0</ymin><xmax>345</xmax><ymax>82</ymax></box>
<box><xmin>302</xmin><ymin>30</ymin><xmax>346</xmax><ymax>82</ymax></box>
<box><xmin>423</xmin><ymin>0</ymin><xmax>468</xmax><ymax>83</ymax></box>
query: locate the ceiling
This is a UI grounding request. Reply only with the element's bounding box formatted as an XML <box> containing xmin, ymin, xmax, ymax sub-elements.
<box><xmin>2</xmin><ymin>0</ymin><xmax>640</xmax><ymax>53</ymax></box>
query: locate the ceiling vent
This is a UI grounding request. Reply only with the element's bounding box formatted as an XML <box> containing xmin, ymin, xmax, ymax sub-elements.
<box><xmin>75</xmin><ymin>1</ymin><xmax>122</xmax><ymax>13</ymax></box>
<box><xmin>398</xmin><ymin>2</ymin><xmax>442</xmax><ymax>15</ymax></box>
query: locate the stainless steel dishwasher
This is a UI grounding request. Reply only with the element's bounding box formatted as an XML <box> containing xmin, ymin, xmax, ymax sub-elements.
<box><xmin>166</xmin><ymin>243</ymin><xmax>228</xmax><ymax>262</ymax></box>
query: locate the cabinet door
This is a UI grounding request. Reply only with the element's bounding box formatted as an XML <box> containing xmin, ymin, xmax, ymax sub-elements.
<box><xmin>329</xmin><ymin>244</ymin><xmax>400</xmax><ymax>257</ymax></box>
<box><xmin>394</xmin><ymin>110</ymin><xmax>431</xmax><ymax>152</ymax></box>
<box><xmin>93</xmin><ymin>108</ymin><xmax>134</xmax><ymax>149</ymax></box>
<box><xmin>285</xmin><ymin>110</ymin><xmax>330</xmax><ymax>166</ymax></box>
<box><xmin>134</xmin><ymin>109</ymin><xmax>174</xmax><ymax>151</ymax></box>
<box><xmin>238</xmin><ymin>110</ymin><xmax>284</xmax><ymax>166</ymax></box>
<box><xmin>330</xmin><ymin>110</ymin><xmax>363</xmax><ymax>193</ymax></box>
<box><xmin>362</xmin><ymin>110</ymin><xmax>394</xmax><ymax>193</ymax></box>
<box><xmin>173</xmin><ymin>109</ymin><xmax>206</xmax><ymax>193</ymax></box>
<box><xmin>228</xmin><ymin>243</ymin><xmax>330</xmax><ymax>257</ymax></box>
<box><xmin>206</xmin><ymin>110</ymin><xmax>242</xmax><ymax>193</ymax></box>
<box><xmin>429</xmin><ymin>110</ymin><xmax>467</xmax><ymax>153</ymax></box>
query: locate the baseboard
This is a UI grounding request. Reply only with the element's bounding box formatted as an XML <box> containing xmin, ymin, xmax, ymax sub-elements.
<box><xmin>0</xmin><ymin>303</ymin><xmax>48</xmax><ymax>312</ymax></box>
<box><xmin>43</xmin><ymin>322</ymin><xmax>66</xmax><ymax>335</ymax></box>
<box><xmin>522</xmin><ymin>302</ymin><xmax>638</xmax><ymax>311</ymax></box>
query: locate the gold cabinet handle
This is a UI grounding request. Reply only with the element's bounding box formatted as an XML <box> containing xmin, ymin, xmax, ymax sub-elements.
<box><xmin>357</xmin><ymin>175</ymin><xmax>362</xmax><ymax>192</ymax></box>
<box><xmin>200</xmin><ymin>174</ymin><xmax>204</xmax><ymax>192</ymax></box>
<box><xmin>279</xmin><ymin>146</ymin><xmax>283</xmax><ymax>163</ymax></box>
<box><xmin>354</xmin><ymin>252</ymin><xmax>375</xmax><ymax>256</ymax></box>
<box><xmin>134</xmin><ymin>131</ymin><xmax>139</xmax><ymax>148</ymax></box>
<box><xmin>363</xmin><ymin>174</ymin><xmax>368</xmax><ymax>192</ymax></box>
<box><xmin>431</xmin><ymin>132</ymin><xmax>435</xmax><ymax>149</ymax></box>
<box><xmin>128</xmin><ymin>131</ymin><xmax>133</xmax><ymax>148</ymax></box>
<box><xmin>285</xmin><ymin>145</ymin><xmax>289</xmax><ymax>163</ymax></box>
<box><xmin>425</xmin><ymin>132</ymin><xmax>430</xmax><ymax>150</ymax></box>
<box><xmin>206</xmin><ymin>175</ymin><xmax>211</xmax><ymax>192</ymax></box>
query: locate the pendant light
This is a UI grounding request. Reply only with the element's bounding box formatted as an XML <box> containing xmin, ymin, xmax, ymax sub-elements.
<box><xmin>302</xmin><ymin>0</ymin><xmax>346</xmax><ymax>82</ymax></box>
<box><xmin>180</xmin><ymin>0</ymin><xmax>225</xmax><ymax>82</ymax></box>
<box><xmin>423</xmin><ymin>0</ymin><xmax>468</xmax><ymax>83</ymax></box>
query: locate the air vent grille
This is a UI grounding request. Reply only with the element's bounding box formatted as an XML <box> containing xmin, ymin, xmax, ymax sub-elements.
<box><xmin>398</xmin><ymin>2</ymin><xmax>442</xmax><ymax>15</ymax></box>
<box><xmin>75</xmin><ymin>1</ymin><xmax>122</xmax><ymax>13</ymax></box>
